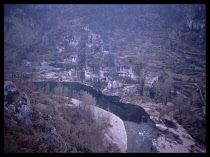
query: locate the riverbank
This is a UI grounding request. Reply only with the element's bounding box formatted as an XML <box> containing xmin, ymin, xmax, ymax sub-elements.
<box><xmin>30</xmin><ymin>78</ymin><xmax>206</xmax><ymax>153</ymax></box>
<box><xmin>70</xmin><ymin>98</ymin><xmax>127</xmax><ymax>152</ymax></box>
<box><xmin>82</xmin><ymin>81</ymin><xmax>206</xmax><ymax>153</ymax></box>
<box><xmin>120</xmin><ymin>96</ymin><xmax>206</xmax><ymax>153</ymax></box>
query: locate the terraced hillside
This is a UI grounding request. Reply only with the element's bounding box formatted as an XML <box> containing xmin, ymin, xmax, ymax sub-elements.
<box><xmin>4</xmin><ymin>4</ymin><xmax>206</xmax><ymax>150</ymax></box>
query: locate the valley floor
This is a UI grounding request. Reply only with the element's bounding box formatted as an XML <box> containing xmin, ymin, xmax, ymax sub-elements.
<box><xmin>120</xmin><ymin>96</ymin><xmax>206</xmax><ymax>153</ymax></box>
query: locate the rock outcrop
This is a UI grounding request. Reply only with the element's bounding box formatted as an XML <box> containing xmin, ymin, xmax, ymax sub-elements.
<box><xmin>4</xmin><ymin>81</ymin><xmax>32</xmax><ymax>125</ymax></box>
<box><xmin>4</xmin><ymin>81</ymin><xmax>68</xmax><ymax>153</ymax></box>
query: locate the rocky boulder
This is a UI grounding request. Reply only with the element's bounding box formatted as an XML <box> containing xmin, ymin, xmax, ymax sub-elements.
<box><xmin>4</xmin><ymin>81</ymin><xmax>18</xmax><ymax>98</ymax></box>
<box><xmin>4</xmin><ymin>80</ymin><xmax>68</xmax><ymax>153</ymax></box>
<box><xmin>4</xmin><ymin>81</ymin><xmax>32</xmax><ymax>125</ymax></box>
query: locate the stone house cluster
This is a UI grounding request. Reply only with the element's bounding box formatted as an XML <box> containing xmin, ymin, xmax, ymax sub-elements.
<box><xmin>85</xmin><ymin>28</ymin><xmax>104</xmax><ymax>50</ymax></box>
<box><xmin>56</xmin><ymin>45</ymin><xmax>65</xmax><ymax>53</ymax></box>
<box><xmin>84</xmin><ymin>59</ymin><xmax>139</xmax><ymax>84</ymax></box>
<box><xmin>67</xmin><ymin>68</ymin><xmax>85</xmax><ymax>81</ymax></box>
<box><xmin>107</xmin><ymin>80</ymin><xmax>123</xmax><ymax>89</ymax></box>
<box><xmin>25</xmin><ymin>60</ymin><xmax>49</xmax><ymax>70</ymax></box>
<box><xmin>63</xmin><ymin>54</ymin><xmax>78</xmax><ymax>64</ymax></box>
<box><xmin>26</xmin><ymin>61</ymin><xmax>32</xmax><ymax>67</ymax></box>
<box><xmin>88</xmin><ymin>31</ymin><xmax>101</xmax><ymax>44</ymax></box>
<box><xmin>144</xmin><ymin>71</ymin><xmax>161</xmax><ymax>88</ymax></box>
<box><xmin>67</xmin><ymin>31</ymin><xmax>82</xmax><ymax>47</ymax></box>
<box><xmin>42</xmin><ymin>34</ymin><xmax>49</xmax><ymax>43</ymax></box>
<box><xmin>41</xmin><ymin>60</ymin><xmax>48</xmax><ymax>66</ymax></box>
<box><xmin>84</xmin><ymin>65</ymin><xmax>100</xmax><ymax>81</ymax></box>
<box><xmin>116</xmin><ymin>65</ymin><xmax>138</xmax><ymax>81</ymax></box>
<box><xmin>143</xmin><ymin>70</ymin><xmax>169</xmax><ymax>96</ymax></box>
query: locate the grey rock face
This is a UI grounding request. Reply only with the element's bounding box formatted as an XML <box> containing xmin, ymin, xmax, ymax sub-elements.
<box><xmin>7</xmin><ymin>104</ymin><xmax>16</xmax><ymax>113</ymax></box>
<box><xmin>4</xmin><ymin>81</ymin><xmax>18</xmax><ymax>97</ymax></box>
<box><xmin>4</xmin><ymin>80</ymin><xmax>68</xmax><ymax>153</ymax></box>
<box><xmin>50</xmin><ymin>127</ymin><xmax>57</xmax><ymax>135</ymax></box>
<box><xmin>15</xmin><ymin>113</ymin><xmax>23</xmax><ymax>121</ymax></box>
<box><xmin>18</xmin><ymin>93</ymin><xmax>31</xmax><ymax>120</ymax></box>
<box><xmin>4</xmin><ymin>81</ymin><xmax>31</xmax><ymax>124</ymax></box>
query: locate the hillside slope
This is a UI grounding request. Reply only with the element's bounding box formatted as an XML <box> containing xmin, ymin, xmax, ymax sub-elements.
<box><xmin>4</xmin><ymin>4</ymin><xmax>206</xmax><ymax>151</ymax></box>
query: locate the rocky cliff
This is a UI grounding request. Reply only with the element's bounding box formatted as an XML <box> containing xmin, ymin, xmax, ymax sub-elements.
<box><xmin>4</xmin><ymin>80</ymin><xmax>128</xmax><ymax>153</ymax></box>
<box><xmin>4</xmin><ymin>81</ymin><xmax>67</xmax><ymax>153</ymax></box>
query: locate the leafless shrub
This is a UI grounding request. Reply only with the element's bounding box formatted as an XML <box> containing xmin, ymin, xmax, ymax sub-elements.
<box><xmin>155</xmin><ymin>77</ymin><xmax>173</xmax><ymax>106</ymax></box>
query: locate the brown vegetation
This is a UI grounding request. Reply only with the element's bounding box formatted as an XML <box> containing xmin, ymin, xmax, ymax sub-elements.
<box><xmin>154</xmin><ymin>77</ymin><xmax>172</xmax><ymax>106</ymax></box>
<box><xmin>4</xmin><ymin>78</ymin><xmax>118</xmax><ymax>153</ymax></box>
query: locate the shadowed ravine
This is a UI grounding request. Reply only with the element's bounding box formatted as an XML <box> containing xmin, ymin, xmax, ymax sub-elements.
<box><xmin>34</xmin><ymin>82</ymin><xmax>152</xmax><ymax>123</ymax></box>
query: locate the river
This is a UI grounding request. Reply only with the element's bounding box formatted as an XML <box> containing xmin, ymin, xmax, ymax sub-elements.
<box><xmin>32</xmin><ymin>81</ymin><xmax>180</xmax><ymax>153</ymax></box>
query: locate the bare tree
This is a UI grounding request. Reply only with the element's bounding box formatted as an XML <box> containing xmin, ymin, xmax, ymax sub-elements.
<box><xmin>79</xmin><ymin>90</ymin><xmax>97</xmax><ymax>123</ymax></box>
<box><xmin>53</xmin><ymin>82</ymin><xmax>63</xmax><ymax>101</ymax></box>
<box><xmin>80</xmin><ymin>90</ymin><xmax>97</xmax><ymax>106</ymax></box>
<box><xmin>172</xmin><ymin>93</ymin><xmax>185</xmax><ymax>117</ymax></box>
<box><xmin>44</xmin><ymin>83</ymin><xmax>50</xmax><ymax>94</ymax></box>
<box><xmin>139</xmin><ymin>67</ymin><xmax>146</xmax><ymax>96</ymax></box>
<box><xmin>63</xmin><ymin>87</ymin><xmax>69</xmax><ymax>97</ymax></box>
<box><xmin>155</xmin><ymin>77</ymin><xmax>172</xmax><ymax>106</ymax></box>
